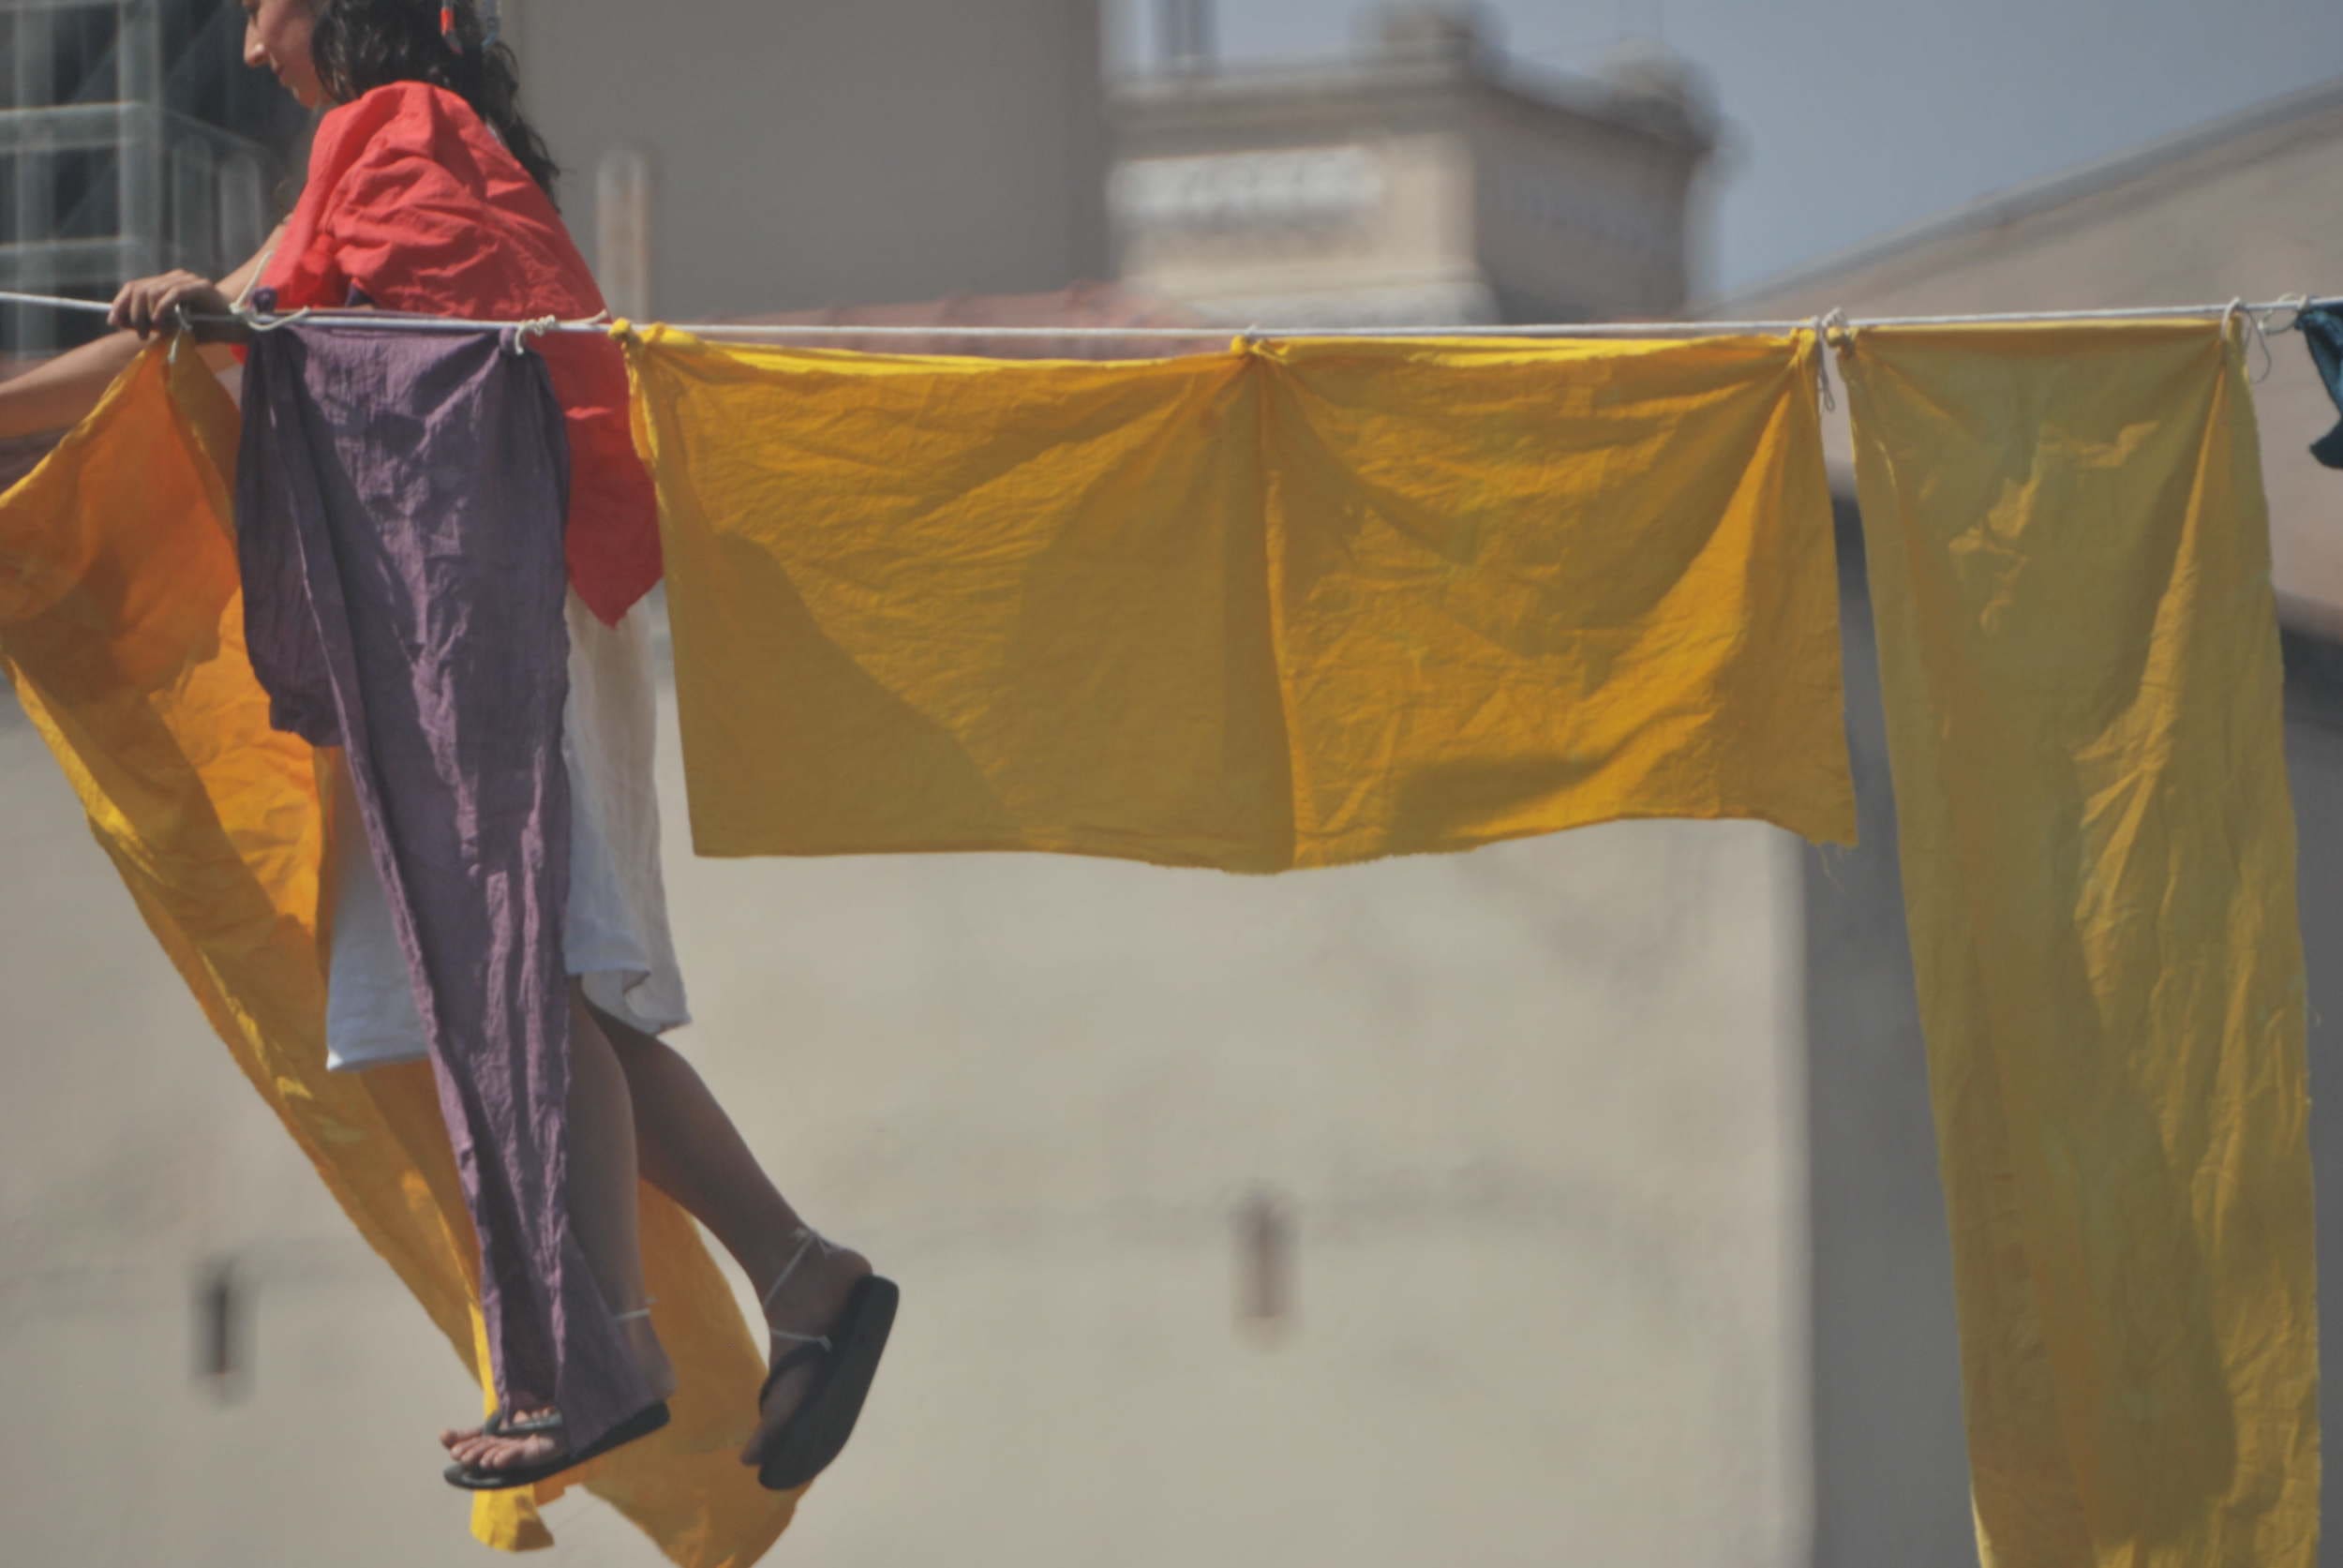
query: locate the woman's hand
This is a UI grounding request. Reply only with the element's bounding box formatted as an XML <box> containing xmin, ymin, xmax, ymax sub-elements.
<box><xmin>107</xmin><ymin>271</ymin><xmax>249</xmax><ymax>344</ymax></box>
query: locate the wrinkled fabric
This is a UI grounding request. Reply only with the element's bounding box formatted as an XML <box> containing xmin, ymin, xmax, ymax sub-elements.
<box><xmin>236</xmin><ymin>322</ymin><xmax>647</xmax><ymax>1452</ymax></box>
<box><xmin>0</xmin><ymin>343</ymin><xmax>795</xmax><ymax>1558</ymax></box>
<box><xmin>1842</xmin><ymin>321</ymin><xmax>2318</xmax><ymax>1568</ymax></box>
<box><xmin>263</xmin><ymin>81</ymin><xmax>660</xmax><ymax>625</ymax></box>
<box><xmin>622</xmin><ymin>327</ymin><xmax>1855</xmax><ymax>869</ymax></box>
<box><xmin>325</xmin><ymin>589</ymin><xmax>691</xmax><ymax>1070</ymax></box>
<box><xmin>2300</xmin><ymin>305</ymin><xmax>2343</xmax><ymax>470</ymax></box>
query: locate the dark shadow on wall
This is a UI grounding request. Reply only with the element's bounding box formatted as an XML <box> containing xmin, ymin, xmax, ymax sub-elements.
<box><xmin>1801</xmin><ymin>498</ymin><xmax>1974</xmax><ymax>1567</ymax></box>
<box><xmin>2281</xmin><ymin>630</ymin><xmax>2343</xmax><ymax>1568</ymax></box>
<box><xmin>1805</xmin><ymin>495</ymin><xmax>2343</xmax><ymax>1567</ymax></box>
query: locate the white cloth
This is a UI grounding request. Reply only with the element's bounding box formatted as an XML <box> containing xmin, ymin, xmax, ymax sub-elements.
<box><xmin>324</xmin><ymin>591</ymin><xmax>691</xmax><ymax>1071</ymax></box>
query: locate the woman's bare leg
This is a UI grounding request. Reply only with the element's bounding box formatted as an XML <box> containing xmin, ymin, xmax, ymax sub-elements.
<box><xmin>589</xmin><ymin>1003</ymin><xmax>872</xmax><ymax>1467</ymax></box>
<box><xmin>445</xmin><ymin>992</ymin><xmax>677</xmax><ymax>1471</ymax></box>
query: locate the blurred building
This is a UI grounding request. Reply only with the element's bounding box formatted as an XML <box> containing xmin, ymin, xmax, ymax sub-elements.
<box><xmin>1110</xmin><ymin>5</ymin><xmax>1716</xmax><ymax>326</ymax></box>
<box><xmin>1</xmin><ymin>0</ymin><xmax>1112</xmax><ymax>350</ymax></box>
<box><xmin>1718</xmin><ymin>74</ymin><xmax>2343</xmax><ymax>639</ymax></box>
<box><xmin>10</xmin><ymin>12</ymin><xmax>2337</xmax><ymax>1568</ymax></box>
<box><xmin>1716</xmin><ymin>75</ymin><xmax>2343</xmax><ymax>1568</ymax></box>
<box><xmin>503</xmin><ymin>0</ymin><xmax>1111</xmax><ymax>321</ymax></box>
<box><xmin>0</xmin><ymin>0</ymin><xmax>305</xmax><ymax>351</ymax></box>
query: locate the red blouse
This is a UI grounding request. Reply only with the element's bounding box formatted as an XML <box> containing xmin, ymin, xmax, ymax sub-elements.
<box><xmin>262</xmin><ymin>82</ymin><xmax>660</xmax><ymax>625</ymax></box>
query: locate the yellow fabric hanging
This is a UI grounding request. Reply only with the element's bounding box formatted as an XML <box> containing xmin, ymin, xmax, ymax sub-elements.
<box><xmin>623</xmin><ymin>327</ymin><xmax>1855</xmax><ymax>869</ymax></box>
<box><xmin>1842</xmin><ymin>321</ymin><xmax>2318</xmax><ymax>1568</ymax></box>
<box><xmin>0</xmin><ymin>345</ymin><xmax>796</xmax><ymax>1564</ymax></box>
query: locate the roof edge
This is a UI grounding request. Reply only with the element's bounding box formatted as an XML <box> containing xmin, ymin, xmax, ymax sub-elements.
<box><xmin>1700</xmin><ymin>73</ymin><xmax>2343</xmax><ymax>313</ymax></box>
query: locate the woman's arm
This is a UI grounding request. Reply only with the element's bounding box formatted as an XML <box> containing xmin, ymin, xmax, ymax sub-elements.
<box><xmin>0</xmin><ymin>228</ymin><xmax>281</xmax><ymax>441</ymax></box>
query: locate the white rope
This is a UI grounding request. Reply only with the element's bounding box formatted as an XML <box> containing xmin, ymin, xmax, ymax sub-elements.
<box><xmin>0</xmin><ymin>291</ymin><xmax>112</xmax><ymax>316</ymax></box>
<box><xmin>4</xmin><ymin>286</ymin><xmax>2339</xmax><ymax>343</ymax></box>
<box><xmin>760</xmin><ymin>1227</ymin><xmax>838</xmax><ymax>1351</ymax></box>
<box><xmin>2221</xmin><ymin>296</ymin><xmax>2279</xmax><ymax>384</ymax></box>
<box><xmin>240</xmin><ymin>303</ymin><xmax>315</xmax><ymax>335</ymax></box>
<box><xmin>509</xmin><ymin>313</ymin><xmax>561</xmax><ymax>354</ymax></box>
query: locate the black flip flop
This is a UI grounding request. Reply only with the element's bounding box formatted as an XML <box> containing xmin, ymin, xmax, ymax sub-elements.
<box><xmin>755</xmin><ymin>1275</ymin><xmax>900</xmax><ymax>1492</ymax></box>
<box><xmin>444</xmin><ymin>1399</ymin><xmax>671</xmax><ymax>1491</ymax></box>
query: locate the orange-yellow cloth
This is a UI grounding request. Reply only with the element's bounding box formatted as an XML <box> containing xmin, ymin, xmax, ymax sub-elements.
<box><xmin>0</xmin><ymin>345</ymin><xmax>796</xmax><ymax>1563</ymax></box>
<box><xmin>1842</xmin><ymin>321</ymin><xmax>2318</xmax><ymax>1568</ymax></box>
<box><xmin>622</xmin><ymin>327</ymin><xmax>1855</xmax><ymax>868</ymax></box>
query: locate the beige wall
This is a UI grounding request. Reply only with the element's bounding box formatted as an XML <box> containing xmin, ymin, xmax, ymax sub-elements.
<box><xmin>0</xmin><ymin>626</ymin><xmax>1816</xmax><ymax>1563</ymax></box>
<box><xmin>504</xmin><ymin>0</ymin><xmax>1109</xmax><ymax>318</ymax></box>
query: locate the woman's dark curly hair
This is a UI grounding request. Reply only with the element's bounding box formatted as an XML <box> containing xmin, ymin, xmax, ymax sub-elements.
<box><xmin>308</xmin><ymin>0</ymin><xmax>560</xmax><ymax>202</ymax></box>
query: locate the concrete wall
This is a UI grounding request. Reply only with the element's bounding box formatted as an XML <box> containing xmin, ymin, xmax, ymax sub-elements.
<box><xmin>503</xmin><ymin>0</ymin><xmax>1110</xmax><ymax>318</ymax></box>
<box><xmin>0</xmin><ymin>623</ymin><xmax>1815</xmax><ymax>1563</ymax></box>
<box><xmin>1803</xmin><ymin>508</ymin><xmax>2343</xmax><ymax>1567</ymax></box>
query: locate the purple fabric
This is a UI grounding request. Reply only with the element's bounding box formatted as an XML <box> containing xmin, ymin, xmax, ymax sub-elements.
<box><xmin>235</xmin><ymin>322</ymin><xmax>651</xmax><ymax>1451</ymax></box>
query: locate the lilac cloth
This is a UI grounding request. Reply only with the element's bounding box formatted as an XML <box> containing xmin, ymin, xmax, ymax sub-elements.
<box><xmin>235</xmin><ymin>322</ymin><xmax>652</xmax><ymax>1451</ymax></box>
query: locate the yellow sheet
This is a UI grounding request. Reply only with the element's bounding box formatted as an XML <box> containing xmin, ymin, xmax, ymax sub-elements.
<box><xmin>0</xmin><ymin>345</ymin><xmax>796</xmax><ymax>1563</ymax></box>
<box><xmin>623</xmin><ymin>327</ymin><xmax>1856</xmax><ymax>868</ymax></box>
<box><xmin>1842</xmin><ymin>321</ymin><xmax>2318</xmax><ymax>1567</ymax></box>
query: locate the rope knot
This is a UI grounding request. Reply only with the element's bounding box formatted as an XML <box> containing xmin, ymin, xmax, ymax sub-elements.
<box><xmin>510</xmin><ymin>315</ymin><xmax>560</xmax><ymax>355</ymax></box>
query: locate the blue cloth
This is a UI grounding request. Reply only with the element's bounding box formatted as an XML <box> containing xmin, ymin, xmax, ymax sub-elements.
<box><xmin>235</xmin><ymin>321</ymin><xmax>653</xmax><ymax>1453</ymax></box>
<box><xmin>2301</xmin><ymin>305</ymin><xmax>2343</xmax><ymax>470</ymax></box>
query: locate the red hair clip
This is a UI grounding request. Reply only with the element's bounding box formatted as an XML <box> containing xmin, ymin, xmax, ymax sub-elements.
<box><xmin>440</xmin><ymin>4</ymin><xmax>462</xmax><ymax>50</ymax></box>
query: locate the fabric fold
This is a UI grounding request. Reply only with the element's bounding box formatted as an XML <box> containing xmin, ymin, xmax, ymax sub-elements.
<box><xmin>263</xmin><ymin>80</ymin><xmax>663</xmax><ymax>625</ymax></box>
<box><xmin>235</xmin><ymin>321</ymin><xmax>645</xmax><ymax>1451</ymax></box>
<box><xmin>0</xmin><ymin>342</ymin><xmax>793</xmax><ymax>1561</ymax></box>
<box><xmin>1842</xmin><ymin>319</ymin><xmax>2319</xmax><ymax>1568</ymax></box>
<box><xmin>1257</xmin><ymin>333</ymin><xmax>1851</xmax><ymax>863</ymax></box>
<box><xmin>621</xmin><ymin>327</ymin><xmax>1854</xmax><ymax>870</ymax></box>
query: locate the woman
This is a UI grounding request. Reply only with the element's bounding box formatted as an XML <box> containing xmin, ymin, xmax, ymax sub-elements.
<box><xmin>0</xmin><ymin>0</ymin><xmax>893</xmax><ymax>1494</ymax></box>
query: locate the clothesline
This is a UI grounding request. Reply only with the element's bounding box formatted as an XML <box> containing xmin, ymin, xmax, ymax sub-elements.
<box><xmin>3</xmin><ymin>285</ymin><xmax>2328</xmax><ymax>1566</ymax></box>
<box><xmin>1</xmin><ymin>287</ymin><xmax>2337</xmax><ymax>342</ymax></box>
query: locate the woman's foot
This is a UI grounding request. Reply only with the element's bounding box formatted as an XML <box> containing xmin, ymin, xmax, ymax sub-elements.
<box><xmin>742</xmin><ymin>1233</ymin><xmax>873</xmax><ymax>1469</ymax></box>
<box><xmin>441</xmin><ymin>1311</ymin><xmax>677</xmax><ymax>1475</ymax></box>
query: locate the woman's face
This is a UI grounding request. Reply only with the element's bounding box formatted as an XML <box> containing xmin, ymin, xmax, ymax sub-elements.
<box><xmin>242</xmin><ymin>0</ymin><xmax>326</xmax><ymax>109</ymax></box>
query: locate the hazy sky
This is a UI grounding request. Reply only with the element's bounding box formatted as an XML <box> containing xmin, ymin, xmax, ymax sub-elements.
<box><xmin>1105</xmin><ymin>1</ymin><xmax>2343</xmax><ymax>298</ymax></box>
